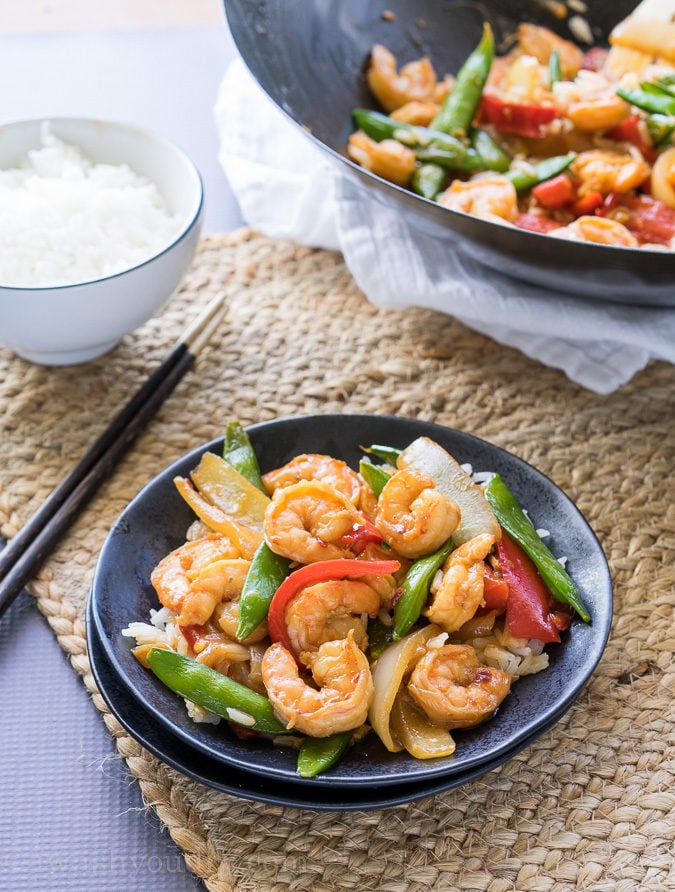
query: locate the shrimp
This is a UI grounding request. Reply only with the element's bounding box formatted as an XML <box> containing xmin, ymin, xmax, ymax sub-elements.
<box><xmin>347</xmin><ymin>131</ymin><xmax>416</xmax><ymax>187</ymax></box>
<box><xmin>285</xmin><ymin>579</ymin><xmax>381</xmax><ymax>658</ymax></box>
<box><xmin>151</xmin><ymin>533</ymin><xmax>250</xmax><ymax>626</ymax></box>
<box><xmin>571</xmin><ymin>149</ymin><xmax>650</xmax><ymax>196</ymax></box>
<box><xmin>390</xmin><ymin>100</ymin><xmax>440</xmax><ymax>126</ymax></box>
<box><xmin>552</xmin><ymin>70</ymin><xmax>632</xmax><ymax>131</ymax></box>
<box><xmin>516</xmin><ymin>23</ymin><xmax>584</xmax><ymax>80</ymax></box>
<box><xmin>262</xmin><ymin>453</ymin><xmax>362</xmax><ymax>505</ymax></box>
<box><xmin>407</xmin><ymin>643</ymin><xmax>511</xmax><ymax>728</ymax></box>
<box><xmin>650</xmin><ymin>146</ymin><xmax>675</xmax><ymax>209</ymax></box>
<box><xmin>375</xmin><ymin>468</ymin><xmax>461</xmax><ymax>560</ymax></box>
<box><xmin>552</xmin><ymin>215</ymin><xmax>638</xmax><ymax>247</ymax></box>
<box><xmin>366</xmin><ymin>44</ymin><xmax>438</xmax><ymax>113</ymax></box>
<box><xmin>438</xmin><ymin>175</ymin><xmax>519</xmax><ymax>223</ymax></box>
<box><xmin>263</xmin><ymin>480</ymin><xmax>361</xmax><ymax>563</ymax></box>
<box><xmin>424</xmin><ymin>533</ymin><xmax>495</xmax><ymax>633</ymax></box>
<box><xmin>261</xmin><ymin>632</ymin><xmax>374</xmax><ymax>736</ymax></box>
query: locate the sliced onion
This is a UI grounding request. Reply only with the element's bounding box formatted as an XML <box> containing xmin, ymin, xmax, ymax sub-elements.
<box><xmin>369</xmin><ymin>624</ymin><xmax>440</xmax><ymax>752</ymax></box>
<box><xmin>390</xmin><ymin>690</ymin><xmax>456</xmax><ymax>759</ymax></box>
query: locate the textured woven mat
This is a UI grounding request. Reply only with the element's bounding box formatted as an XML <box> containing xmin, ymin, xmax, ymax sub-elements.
<box><xmin>1</xmin><ymin>229</ymin><xmax>673</xmax><ymax>892</ymax></box>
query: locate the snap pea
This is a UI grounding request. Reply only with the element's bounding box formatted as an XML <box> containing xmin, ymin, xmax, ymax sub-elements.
<box><xmin>411</xmin><ymin>162</ymin><xmax>447</xmax><ymax>199</ymax></box>
<box><xmin>505</xmin><ymin>152</ymin><xmax>576</xmax><ymax>193</ymax></box>
<box><xmin>616</xmin><ymin>86</ymin><xmax>675</xmax><ymax>117</ymax></box>
<box><xmin>393</xmin><ymin>537</ymin><xmax>455</xmax><ymax>640</ymax></box>
<box><xmin>297</xmin><ymin>732</ymin><xmax>352</xmax><ymax>777</ymax></box>
<box><xmin>548</xmin><ymin>49</ymin><xmax>562</xmax><ymax>86</ymax></box>
<box><xmin>359</xmin><ymin>458</ymin><xmax>392</xmax><ymax>498</ymax></box>
<box><xmin>236</xmin><ymin>541</ymin><xmax>291</xmax><ymax>642</ymax></box>
<box><xmin>222</xmin><ymin>420</ymin><xmax>266</xmax><ymax>492</ymax></box>
<box><xmin>483</xmin><ymin>474</ymin><xmax>590</xmax><ymax>622</ymax></box>
<box><xmin>431</xmin><ymin>23</ymin><xmax>495</xmax><ymax>138</ymax></box>
<box><xmin>415</xmin><ymin>145</ymin><xmax>485</xmax><ymax>170</ymax></box>
<box><xmin>145</xmin><ymin>648</ymin><xmax>290</xmax><ymax>735</ymax></box>
<box><xmin>367</xmin><ymin>616</ymin><xmax>394</xmax><ymax>660</ymax></box>
<box><xmin>362</xmin><ymin>443</ymin><xmax>402</xmax><ymax>465</ymax></box>
<box><xmin>647</xmin><ymin>113</ymin><xmax>675</xmax><ymax>146</ymax></box>
<box><xmin>470</xmin><ymin>128</ymin><xmax>511</xmax><ymax>173</ymax></box>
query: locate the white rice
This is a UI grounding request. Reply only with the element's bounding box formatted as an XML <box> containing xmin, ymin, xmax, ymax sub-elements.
<box><xmin>0</xmin><ymin>124</ymin><xmax>182</xmax><ymax>287</ymax></box>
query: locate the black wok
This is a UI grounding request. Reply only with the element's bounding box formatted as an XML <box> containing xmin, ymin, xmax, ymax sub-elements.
<box><xmin>223</xmin><ymin>0</ymin><xmax>675</xmax><ymax>307</ymax></box>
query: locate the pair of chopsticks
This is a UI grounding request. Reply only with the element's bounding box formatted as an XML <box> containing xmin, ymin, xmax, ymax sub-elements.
<box><xmin>0</xmin><ymin>292</ymin><xmax>228</xmax><ymax>621</ymax></box>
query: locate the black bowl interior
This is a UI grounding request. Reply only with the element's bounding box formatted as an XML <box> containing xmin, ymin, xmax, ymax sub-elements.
<box><xmin>90</xmin><ymin>414</ymin><xmax>612</xmax><ymax>788</ymax></box>
<box><xmin>223</xmin><ymin>0</ymin><xmax>675</xmax><ymax>307</ymax></box>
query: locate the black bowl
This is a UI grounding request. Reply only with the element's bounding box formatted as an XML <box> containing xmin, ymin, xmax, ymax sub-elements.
<box><xmin>222</xmin><ymin>0</ymin><xmax>675</xmax><ymax>308</ymax></box>
<box><xmin>90</xmin><ymin>414</ymin><xmax>612</xmax><ymax>788</ymax></box>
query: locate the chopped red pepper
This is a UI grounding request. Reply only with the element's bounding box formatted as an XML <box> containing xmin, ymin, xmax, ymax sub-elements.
<box><xmin>606</xmin><ymin>115</ymin><xmax>656</xmax><ymax>164</ymax></box>
<box><xmin>482</xmin><ymin>564</ymin><xmax>509</xmax><ymax>612</ymax></box>
<box><xmin>532</xmin><ymin>173</ymin><xmax>576</xmax><ymax>209</ymax></box>
<box><xmin>598</xmin><ymin>193</ymin><xmax>675</xmax><ymax>245</ymax></box>
<box><xmin>341</xmin><ymin>515</ymin><xmax>384</xmax><ymax>556</ymax></box>
<box><xmin>581</xmin><ymin>46</ymin><xmax>609</xmax><ymax>72</ymax></box>
<box><xmin>479</xmin><ymin>93</ymin><xmax>559</xmax><ymax>137</ymax></box>
<box><xmin>267</xmin><ymin>558</ymin><xmax>401</xmax><ymax>655</ymax></box>
<box><xmin>515</xmin><ymin>212</ymin><xmax>562</xmax><ymax>234</ymax></box>
<box><xmin>496</xmin><ymin>533</ymin><xmax>572</xmax><ymax>644</ymax></box>
<box><xmin>572</xmin><ymin>189</ymin><xmax>603</xmax><ymax>216</ymax></box>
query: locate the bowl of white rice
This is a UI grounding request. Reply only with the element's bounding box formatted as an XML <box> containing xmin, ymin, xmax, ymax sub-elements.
<box><xmin>0</xmin><ymin>117</ymin><xmax>203</xmax><ymax>365</ymax></box>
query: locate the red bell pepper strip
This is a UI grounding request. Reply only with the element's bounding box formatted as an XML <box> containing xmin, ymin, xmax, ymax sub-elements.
<box><xmin>532</xmin><ymin>173</ymin><xmax>576</xmax><ymax>209</ymax></box>
<box><xmin>482</xmin><ymin>564</ymin><xmax>509</xmax><ymax>612</ymax></box>
<box><xmin>479</xmin><ymin>93</ymin><xmax>559</xmax><ymax>138</ymax></box>
<box><xmin>599</xmin><ymin>193</ymin><xmax>675</xmax><ymax>245</ymax></box>
<box><xmin>514</xmin><ymin>213</ymin><xmax>562</xmax><ymax>234</ymax></box>
<box><xmin>572</xmin><ymin>189</ymin><xmax>603</xmax><ymax>216</ymax></box>
<box><xmin>606</xmin><ymin>115</ymin><xmax>656</xmax><ymax>164</ymax></box>
<box><xmin>496</xmin><ymin>533</ymin><xmax>572</xmax><ymax>644</ymax></box>
<box><xmin>267</xmin><ymin>558</ymin><xmax>400</xmax><ymax>655</ymax></box>
<box><xmin>341</xmin><ymin>515</ymin><xmax>384</xmax><ymax>556</ymax></box>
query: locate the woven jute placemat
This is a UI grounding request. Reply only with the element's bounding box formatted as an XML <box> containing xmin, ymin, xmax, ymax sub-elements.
<box><xmin>1</xmin><ymin>229</ymin><xmax>673</xmax><ymax>891</ymax></box>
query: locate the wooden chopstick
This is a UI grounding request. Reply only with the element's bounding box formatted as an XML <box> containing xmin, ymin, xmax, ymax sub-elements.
<box><xmin>0</xmin><ymin>292</ymin><xmax>227</xmax><ymax>620</ymax></box>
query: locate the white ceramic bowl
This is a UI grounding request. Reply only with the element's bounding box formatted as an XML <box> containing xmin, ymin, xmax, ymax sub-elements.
<box><xmin>0</xmin><ymin>117</ymin><xmax>203</xmax><ymax>365</ymax></box>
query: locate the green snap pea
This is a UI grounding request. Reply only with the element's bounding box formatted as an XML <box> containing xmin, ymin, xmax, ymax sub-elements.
<box><xmin>647</xmin><ymin>113</ymin><xmax>675</xmax><ymax>146</ymax></box>
<box><xmin>470</xmin><ymin>128</ymin><xmax>511</xmax><ymax>173</ymax></box>
<box><xmin>367</xmin><ymin>616</ymin><xmax>394</xmax><ymax>660</ymax></box>
<box><xmin>411</xmin><ymin>162</ymin><xmax>447</xmax><ymax>199</ymax></box>
<box><xmin>359</xmin><ymin>458</ymin><xmax>392</xmax><ymax>498</ymax></box>
<box><xmin>223</xmin><ymin>420</ymin><xmax>265</xmax><ymax>492</ymax></box>
<box><xmin>415</xmin><ymin>145</ymin><xmax>485</xmax><ymax>170</ymax></box>
<box><xmin>297</xmin><ymin>732</ymin><xmax>352</xmax><ymax>777</ymax></box>
<box><xmin>145</xmin><ymin>648</ymin><xmax>290</xmax><ymax>735</ymax></box>
<box><xmin>392</xmin><ymin>537</ymin><xmax>455</xmax><ymax>640</ymax></box>
<box><xmin>431</xmin><ymin>22</ymin><xmax>495</xmax><ymax>138</ymax></box>
<box><xmin>483</xmin><ymin>474</ymin><xmax>590</xmax><ymax>622</ymax></box>
<box><xmin>548</xmin><ymin>50</ymin><xmax>562</xmax><ymax>85</ymax></box>
<box><xmin>362</xmin><ymin>444</ymin><xmax>402</xmax><ymax>466</ymax></box>
<box><xmin>236</xmin><ymin>542</ymin><xmax>291</xmax><ymax>641</ymax></box>
<box><xmin>616</xmin><ymin>86</ymin><xmax>675</xmax><ymax>117</ymax></box>
<box><xmin>504</xmin><ymin>152</ymin><xmax>576</xmax><ymax>193</ymax></box>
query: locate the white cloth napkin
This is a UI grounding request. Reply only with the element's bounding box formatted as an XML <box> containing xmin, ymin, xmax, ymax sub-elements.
<box><xmin>215</xmin><ymin>58</ymin><xmax>675</xmax><ymax>394</ymax></box>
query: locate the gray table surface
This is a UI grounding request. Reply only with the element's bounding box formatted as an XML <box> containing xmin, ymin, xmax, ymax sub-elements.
<box><xmin>0</xmin><ymin>21</ymin><xmax>245</xmax><ymax>890</ymax></box>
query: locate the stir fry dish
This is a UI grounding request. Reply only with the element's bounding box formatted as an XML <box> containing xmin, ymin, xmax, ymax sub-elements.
<box><xmin>347</xmin><ymin>20</ymin><xmax>675</xmax><ymax>247</ymax></box>
<box><xmin>123</xmin><ymin>422</ymin><xmax>590</xmax><ymax>777</ymax></box>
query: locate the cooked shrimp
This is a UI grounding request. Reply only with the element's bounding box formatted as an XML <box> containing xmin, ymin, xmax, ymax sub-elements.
<box><xmin>571</xmin><ymin>149</ymin><xmax>650</xmax><ymax>196</ymax></box>
<box><xmin>552</xmin><ymin>70</ymin><xmax>632</xmax><ymax>131</ymax></box>
<box><xmin>390</xmin><ymin>100</ymin><xmax>440</xmax><ymax>126</ymax></box>
<box><xmin>516</xmin><ymin>23</ymin><xmax>584</xmax><ymax>79</ymax></box>
<box><xmin>375</xmin><ymin>468</ymin><xmax>461</xmax><ymax>560</ymax></box>
<box><xmin>151</xmin><ymin>533</ymin><xmax>250</xmax><ymax>626</ymax></box>
<box><xmin>262</xmin><ymin>453</ymin><xmax>362</xmax><ymax>505</ymax></box>
<box><xmin>367</xmin><ymin>44</ymin><xmax>438</xmax><ymax>113</ymax></box>
<box><xmin>438</xmin><ymin>175</ymin><xmax>519</xmax><ymax>223</ymax></box>
<box><xmin>424</xmin><ymin>533</ymin><xmax>496</xmax><ymax>633</ymax></box>
<box><xmin>347</xmin><ymin>131</ymin><xmax>416</xmax><ymax>187</ymax></box>
<box><xmin>407</xmin><ymin>643</ymin><xmax>511</xmax><ymax>728</ymax></box>
<box><xmin>263</xmin><ymin>480</ymin><xmax>361</xmax><ymax>563</ymax></box>
<box><xmin>285</xmin><ymin>579</ymin><xmax>381</xmax><ymax>658</ymax></box>
<box><xmin>552</xmin><ymin>215</ymin><xmax>638</xmax><ymax>246</ymax></box>
<box><xmin>261</xmin><ymin>632</ymin><xmax>374</xmax><ymax>736</ymax></box>
<box><xmin>651</xmin><ymin>146</ymin><xmax>675</xmax><ymax>209</ymax></box>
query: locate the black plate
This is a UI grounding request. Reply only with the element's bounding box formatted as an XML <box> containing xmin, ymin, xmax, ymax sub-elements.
<box><xmin>86</xmin><ymin>595</ymin><xmax>578</xmax><ymax>811</ymax></box>
<box><xmin>90</xmin><ymin>414</ymin><xmax>612</xmax><ymax>788</ymax></box>
<box><xmin>222</xmin><ymin>0</ymin><xmax>675</xmax><ymax>308</ymax></box>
